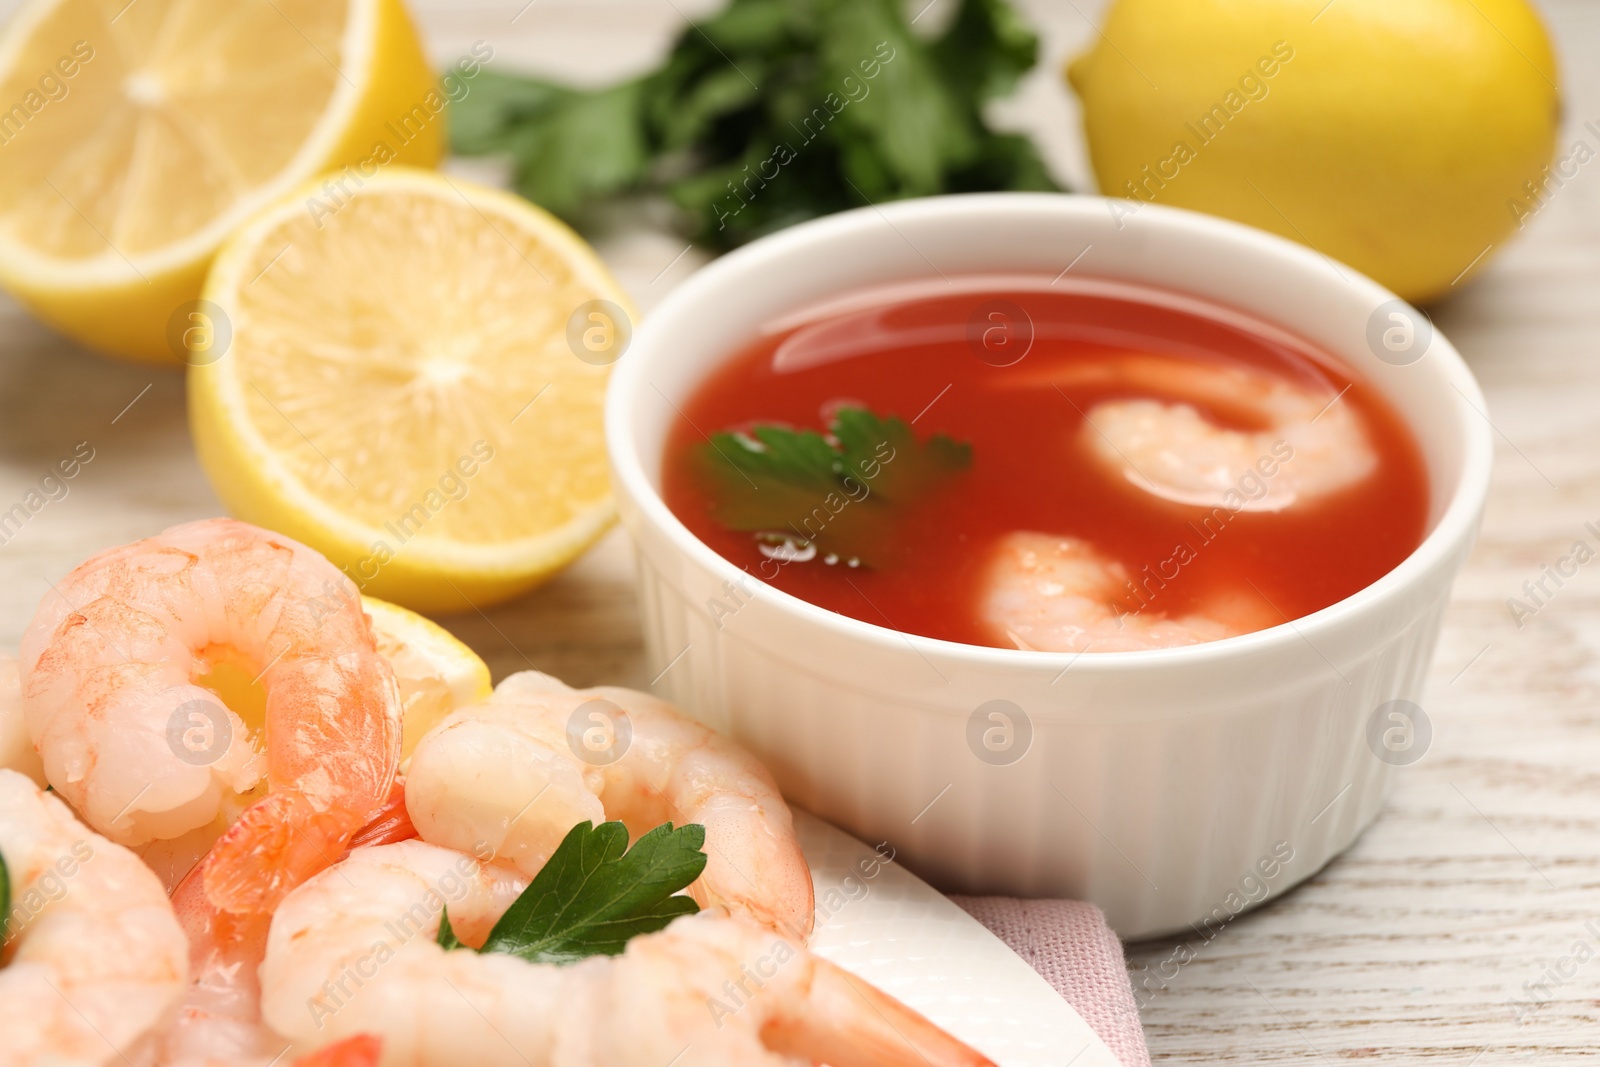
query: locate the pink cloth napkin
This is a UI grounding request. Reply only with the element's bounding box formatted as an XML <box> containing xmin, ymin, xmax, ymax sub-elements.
<box><xmin>951</xmin><ymin>897</ymin><xmax>1151</xmax><ymax>1067</ymax></box>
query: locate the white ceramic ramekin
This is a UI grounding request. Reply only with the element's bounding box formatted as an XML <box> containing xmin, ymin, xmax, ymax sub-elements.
<box><xmin>605</xmin><ymin>194</ymin><xmax>1491</xmax><ymax>938</ymax></box>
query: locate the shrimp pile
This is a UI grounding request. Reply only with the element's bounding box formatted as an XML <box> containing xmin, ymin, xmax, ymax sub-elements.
<box><xmin>405</xmin><ymin>671</ymin><xmax>815</xmax><ymax>936</ymax></box>
<box><xmin>258</xmin><ymin>840</ymin><xmax>989</xmax><ymax>1067</ymax></box>
<box><xmin>0</xmin><ymin>769</ymin><xmax>188</xmax><ymax>1067</ymax></box>
<box><xmin>2</xmin><ymin>519</ymin><xmax>991</xmax><ymax>1067</ymax></box>
<box><xmin>1061</xmin><ymin>353</ymin><xmax>1377</xmax><ymax>512</ymax></box>
<box><xmin>14</xmin><ymin>519</ymin><xmax>404</xmax><ymax>1064</ymax></box>
<box><xmin>20</xmin><ymin>518</ymin><xmax>402</xmax><ymax>912</ymax></box>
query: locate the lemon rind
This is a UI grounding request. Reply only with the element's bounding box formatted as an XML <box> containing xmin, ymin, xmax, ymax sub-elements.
<box><xmin>0</xmin><ymin>0</ymin><xmax>380</xmax><ymax>287</ymax></box>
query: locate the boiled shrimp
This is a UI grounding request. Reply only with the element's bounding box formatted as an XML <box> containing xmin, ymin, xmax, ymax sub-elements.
<box><xmin>981</xmin><ymin>531</ymin><xmax>1276</xmax><ymax>653</ymax></box>
<box><xmin>135</xmin><ymin>775</ymin><xmax>417</xmax><ymax>898</ymax></box>
<box><xmin>258</xmin><ymin>840</ymin><xmax>992</xmax><ymax>1067</ymax></box>
<box><xmin>1046</xmin><ymin>353</ymin><xmax>1377</xmax><ymax>512</ymax></box>
<box><xmin>20</xmin><ymin>518</ymin><xmax>402</xmax><ymax>914</ymax></box>
<box><xmin>0</xmin><ymin>768</ymin><xmax>189</xmax><ymax>1067</ymax></box>
<box><xmin>18</xmin><ymin>520</ymin><xmax>403</xmax><ymax>1063</ymax></box>
<box><xmin>161</xmin><ymin>845</ymin><xmax>388</xmax><ymax>1067</ymax></box>
<box><xmin>405</xmin><ymin>671</ymin><xmax>814</xmax><ymax>937</ymax></box>
<box><xmin>0</xmin><ymin>651</ymin><xmax>44</xmax><ymax>785</ymax></box>
<box><xmin>155</xmin><ymin>830</ymin><xmax>292</xmax><ymax>1067</ymax></box>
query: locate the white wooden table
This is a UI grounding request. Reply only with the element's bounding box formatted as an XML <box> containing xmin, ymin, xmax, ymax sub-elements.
<box><xmin>1</xmin><ymin>1</ymin><xmax>1597</xmax><ymax>1062</ymax></box>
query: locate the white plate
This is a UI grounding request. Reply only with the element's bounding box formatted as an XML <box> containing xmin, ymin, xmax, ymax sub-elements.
<box><xmin>796</xmin><ymin>811</ymin><xmax>1125</xmax><ymax>1067</ymax></box>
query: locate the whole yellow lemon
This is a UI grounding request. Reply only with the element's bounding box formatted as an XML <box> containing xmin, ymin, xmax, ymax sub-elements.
<box><xmin>1066</xmin><ymin>0</ymin><xmax>1561</xmax><ymax>302</ymax></box>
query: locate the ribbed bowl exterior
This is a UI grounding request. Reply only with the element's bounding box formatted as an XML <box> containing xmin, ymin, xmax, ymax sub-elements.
<box><xmin>606</xmin><ymin>194</ymin><xmax>1493</xmax><ymax>940</ymax></box>
<box><xmin>624</xmin><ymin>497</ymin><xmax>1472</xmax><ymax>938</ymax></box>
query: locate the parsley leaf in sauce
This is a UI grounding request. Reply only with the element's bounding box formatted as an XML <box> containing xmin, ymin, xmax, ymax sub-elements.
<box><xmin>699</xmin><ymin>406</ymin><xmax>972</xmax><ymax>566</ymax></box>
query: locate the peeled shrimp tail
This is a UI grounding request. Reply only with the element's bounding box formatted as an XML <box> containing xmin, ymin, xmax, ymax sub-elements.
<box><xmin>202</xmin><ymin>789</ymin><xmax>386</xmax><ymax>915</ymax></box>
<box><xmin>343</xmin><ymin>777</ymin><xmax>419</xmax><ymax>854</ymax></box>
<box><xmin>294</xmin><ymin>1035</ymin><xmax>384</xmax><ymax>1067</ymax></box>
<box><xmin>764</xmin><ymin>956</ymin><xmax>994</xmax><ymax>1067</ymax></box>
<box><xmin>163</xmin><ymin>777</ymin><xmax>410</xmax><ymax>1059</ymax></box>
<box><xmin>201</xmin><ymin>633</ymin><xmax>402</xmax><ymax>913</ymax></box>
<box><xmin>160</xmin><ymin>855</ymin><xmax>281</xmax><ymax>1065</ymax></box>
<box><xmin>162</xmin><ymin>844</ymin><xmax>378</xmax><ymax>1067</ymax></box>
<box><xmin>576</xmin><ymin>910</ymin><xmax>994</xmax><ymax>1067</ymax></box>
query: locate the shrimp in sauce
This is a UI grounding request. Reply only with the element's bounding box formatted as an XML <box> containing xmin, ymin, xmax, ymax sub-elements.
<box><xmin>981</xmin><ymin>531</ymin><xmax>1277</xmax><ymax>653</ymax></box>
<box><xmin>1057</xmin><ymin>352</ymin><xmax>1377</xmax><ymax>512</ymax></box>
<box><xmin>662</xmin><ymin>281</ymin><xmax>1427</xmax><ymax>650</ymax></box>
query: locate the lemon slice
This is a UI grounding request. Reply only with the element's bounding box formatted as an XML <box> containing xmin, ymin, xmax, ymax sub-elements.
<box><xmin>190</xmin><ymin>168</ymin><xmax>633</xmax><ymax>612</ymax></box>
<box><xmin>0</xmin><ymin>0</ymin><xmax>442</xmax><ymax>363</ymax></box>
<box><xmin>362</xmin><ymin>596</ymin><xmax>491</xmax><ymax>761</ymax></box>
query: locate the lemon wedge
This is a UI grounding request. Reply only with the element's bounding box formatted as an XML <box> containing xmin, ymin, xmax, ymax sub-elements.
<box><xmin>190</xmin><ymin>167</ymin><xmax>632</xmax><ymax>613</ymax></box>
<box><xmin>0</xmin><ymin>0</ymin><xmax>442</xmax><ymax>362</ymax></box>
<box><xmin>362</xmin><ymin>596</ymin><xmax>491</xmax><ymax>760</ymax></box>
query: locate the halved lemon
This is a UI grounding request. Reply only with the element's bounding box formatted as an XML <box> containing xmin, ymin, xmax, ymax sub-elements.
<box><xmin>0</xmin><ymin>0</ymin><xmax>442</xmax><ymax>363</ymax></box>
<box><xmin>190</xmin><ymin>167</ymin><xmax>633</xmax><ymax>613</ymax></box>
<box><xmin>362</xmin><ymin>595</ymin><xmax>491</xmax><ymax>760</ymax></box>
